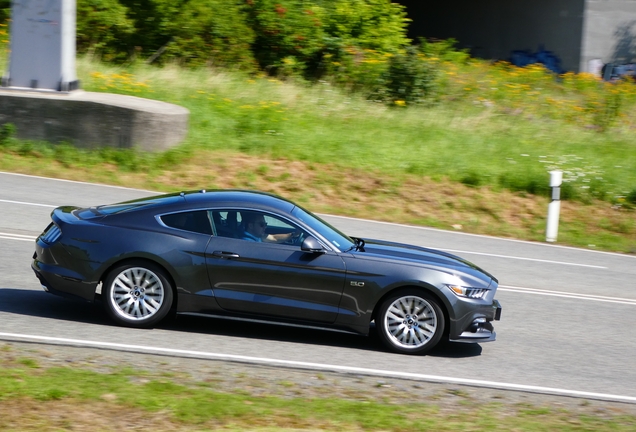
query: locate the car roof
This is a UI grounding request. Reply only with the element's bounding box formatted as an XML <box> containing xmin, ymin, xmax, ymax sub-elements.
<box><xmin>98</xmin><ymin>189</ymin><xmax>297</xmax><ymax>216</ymax></box>
<box><xmin>182</xmin><ymin>189</ymin><xmax>296</xmax><ymax>212</ymax></box>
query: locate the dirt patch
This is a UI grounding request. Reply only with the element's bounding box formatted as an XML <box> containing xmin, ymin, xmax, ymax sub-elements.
<box><xmin>146</xmin><ymin>151</ymin><xmax>635</xmax><ymax>248</ymax></box>
<box><xmin>2</xmin><ymin>151</ymin><xmax>635</xmax><ymax>251</ymax></box>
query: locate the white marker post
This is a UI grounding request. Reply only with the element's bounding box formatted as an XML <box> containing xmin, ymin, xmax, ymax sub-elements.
<box><xmin>546</xmin><ymin>170</ymin><xmax>563</xmax><ymax>242</ymax></box>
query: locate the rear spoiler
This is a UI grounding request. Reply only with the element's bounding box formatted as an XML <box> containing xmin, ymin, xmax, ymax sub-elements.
<box><xmin>51</xmin><ymin>206</ymin><xmax>81</xmax><ymax>226</ymax></box>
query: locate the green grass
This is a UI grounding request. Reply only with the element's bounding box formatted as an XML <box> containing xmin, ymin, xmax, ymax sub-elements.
<box><xmin>74</xmin><ymin>59</ymin><xmax>636</xmax><ymax>204</ymax></box>
<box><xmin>0</xmin><ymin>56</ymin><xmax>635</xmax><ymax>252</ymax></box>
<box><xmin>1</xmin><ymin>357</ymin><xmax>635</xmax><ymax>431</ymax></box>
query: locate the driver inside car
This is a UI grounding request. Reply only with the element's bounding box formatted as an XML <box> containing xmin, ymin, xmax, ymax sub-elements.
<box><xmin>241</xmin><ymin>212</ymin><xmax>301</xmax><ymax>243</ymax></box>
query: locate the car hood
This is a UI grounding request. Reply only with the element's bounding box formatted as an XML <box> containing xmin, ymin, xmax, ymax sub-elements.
<box><xmin>350</xmin><ymin>238</ymin><xmax>497</xmax><ymax>285</ymax></box>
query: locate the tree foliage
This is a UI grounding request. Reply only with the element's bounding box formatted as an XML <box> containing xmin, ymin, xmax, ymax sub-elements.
<box><xmin>70</xmin><ymin>0</ymin><xmax>411</xmax><ymax>77</ymax></box>
<box><xmin>245</xmin><ymin>0</ymin><xmax>326</xmax><ymax>75</ymax></box>
<box><xmin>323</xmin><ymin>0</ymin><xmax>410</xmax><ymax>51</ymax></box>
<box><xmin>164</xmin><ymin>0</ymin><xmax>256</xmax><ymax>69</ymax></box>
<box><xmin>2</xmin><ymin>0</ymin><xmax>433</xmax><ymax>101</ymax></box>
<box><xmin>76</xmin><ymin>0</ymin><xmax>135</xmax><ymax>61</ymax></box>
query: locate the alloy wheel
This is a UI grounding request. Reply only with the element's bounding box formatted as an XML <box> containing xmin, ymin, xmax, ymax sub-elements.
<box><xmin>109</xmin><ymin>267</ymin><xmax>165</xmax><ymax>321</ymax></box>
<box><xmin>382</xmin><ymin>295</ymin><xmax>438</xmax><ymax>350</ymax></box>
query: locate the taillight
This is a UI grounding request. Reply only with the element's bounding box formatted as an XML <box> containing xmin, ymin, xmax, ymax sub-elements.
<box><xmin>40</xmin><ymin>223</ymin><xmax>62</xmax><ymax>244</ymax></box>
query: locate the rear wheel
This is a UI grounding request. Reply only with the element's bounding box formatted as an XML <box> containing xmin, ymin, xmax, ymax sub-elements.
<box><xmin>377</xmin><ymin>289</ymin><xmax>445</xmax><ymax>355</ymax></box>
<box><xmin>103</xmin><ymin>262</ymin><xmax>173</xmax><ymax>328</ymax></box>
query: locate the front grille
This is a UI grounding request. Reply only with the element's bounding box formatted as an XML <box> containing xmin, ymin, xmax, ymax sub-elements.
<box><xmin>40</xmin><ymin>223</ymin><xmax>61</xmax><ymax>244</ymax></box>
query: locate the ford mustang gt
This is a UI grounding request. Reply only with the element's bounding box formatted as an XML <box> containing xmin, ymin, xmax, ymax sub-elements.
<box><xmin>32</xmin><ymin>189</ymin><xmax>502</xmax><ymax>355</ymax></box>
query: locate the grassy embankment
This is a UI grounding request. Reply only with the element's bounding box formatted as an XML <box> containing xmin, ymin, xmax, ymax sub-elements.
<box><xmin>2</xmin><ymin>343</ymin><xmax>636</xmax><ymax>431</ymax></box>
<box><xmin>0</xmin><ymin>51</ymin><xmax>635</xmax><ymax>252</ymax></box>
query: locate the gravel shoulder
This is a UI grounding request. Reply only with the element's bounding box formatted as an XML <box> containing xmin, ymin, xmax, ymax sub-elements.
<box><xmin>3</xmin><ymin>340</ymin><xmax>636</xmax><ymax>419</ymax></box>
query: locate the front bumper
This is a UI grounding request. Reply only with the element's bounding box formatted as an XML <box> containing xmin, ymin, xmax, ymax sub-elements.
<box><xmin>450</xmin><ymin>299</ymin><xmax>502</xmax><ymax>343</ymax></box>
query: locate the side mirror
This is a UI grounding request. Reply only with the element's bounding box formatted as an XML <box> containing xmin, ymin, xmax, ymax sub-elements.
<box><xmin>301</xmin><ymin>236</ymin><xmax>325</xmax><ymax>253</ymax></box>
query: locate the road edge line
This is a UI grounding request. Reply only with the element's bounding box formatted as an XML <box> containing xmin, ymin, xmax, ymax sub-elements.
<box><xmin>1</xmin><ymin>332</ymin><xmax>635</xmax><ymax>405</ymax></box>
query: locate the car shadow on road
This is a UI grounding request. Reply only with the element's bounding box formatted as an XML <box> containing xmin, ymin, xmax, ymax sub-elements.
<box><xmin>0</xmin><ymin>288</ymin><xmax>111</xmax><ymax>326</ymax></box>
<box><xmin>161</xmin><ymin>314</ymin><xmax>482</xmax><ymax>358</ymax></box>
<box><xmin>0</xmin><ymin>288</ymin><xmax>483</xmax><ymax>358</ymax></box>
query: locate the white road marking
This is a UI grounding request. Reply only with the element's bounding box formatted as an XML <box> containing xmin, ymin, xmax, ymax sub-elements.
<box><xmin>439</xmin><ymin>248</ymin><xmax>607</xmax><ymax>269</ymax></box>
<box><xmin>0</xmin><ymin>236</ymin><xmax>33</xmax><ymax>242</ymax></box>
<box><xmin>499</xmin><ymin>285</ymin><xmax>636</xmax><ymax>305</ymax></box>
<box><xmin>0</xmin><ymin>233</ymin><xmax>35</xmax><ymax>242</ymax></box>
<box><xmin>0</xmin><ymin>233</ymin><xmax>34</xmax><ymax>238</ymax></box>
<box><xmin>326</xmin><ymin>214</ymin><xmax>636</xmax><ymax>260</ymax></box>
<box><xmin>0</xmin><ymin>199</ymin><xmax>56</xmax><ymax>207</ymax></box>
<box><xmin>0</xmin><ymin>171</ymin><xmax>159</xmax><ymax>193</ymax></box>
<box><xmin>0</xmin><ymin>332</ymin><xmax>635</xmax><ymax>404</ymax></box>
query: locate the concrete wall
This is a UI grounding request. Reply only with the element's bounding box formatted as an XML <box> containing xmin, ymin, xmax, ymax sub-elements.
<box><xmin>0</xmin><ymin>90</ymin><xmax>189</xmax><ymax>152</ymax></box>
<box><xmin>581</xmin><ymin>0</ymin><xmax>636</xmax><ymax>72</ymax></box>
<box><xmin>399</xmin><ymin>0</ymin><xmax>586</xmax><ymax>72</ymax></box>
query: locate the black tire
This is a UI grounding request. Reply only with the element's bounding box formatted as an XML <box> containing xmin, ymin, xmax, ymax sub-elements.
<box><xmin>376</xmin><ymin>289</ymin><xmax>445</xmax><ymax>355</ymax></box>
<box><xmin>103</xmin><ymin>261</ymin><xmax>174</xmax><ymax>328</ymax></box>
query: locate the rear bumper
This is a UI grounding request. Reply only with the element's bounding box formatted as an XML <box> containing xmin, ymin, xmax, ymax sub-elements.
<box><xmin>32</xmin><ymin>259</ymin><xmax>98</xmax><ymax>302</ymax></box>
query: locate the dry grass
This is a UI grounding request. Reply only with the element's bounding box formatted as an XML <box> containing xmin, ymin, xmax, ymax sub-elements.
<box><xmin>0</xmin><ymin>399</ymin><xmax>185</xmax><ymax>432</ymax></box>
<box><xmin>2</xmin><ymin>150</ymin><xmax>634</xmax><ymax>251</ymax></box>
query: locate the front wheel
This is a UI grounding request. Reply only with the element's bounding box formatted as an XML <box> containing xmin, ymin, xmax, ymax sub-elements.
<box><xmin>103</xmin><ymin>262</ymin><xmax>174</xmax><ymax>328</ymax></box>
<box><xmin>376</xmin><ymin>290</ymin><xmax>445</xmax><ymax>355</ymax></box>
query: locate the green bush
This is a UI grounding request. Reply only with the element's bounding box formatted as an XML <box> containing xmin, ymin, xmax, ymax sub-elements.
<box><xmin>245</xmin><ymin>0</ymin><xmax>326</xmax><ymax>77</ymax></box>
<box><xmin>323</xmin><ymin>0</ymin><xmax>410</xmax><ymax>52</ymax></box>
<box><xmin>0</xmin><ymin>0</ymin><xmax>9</xmax><ymax>23</ymax></box>
<box><xmin>320</xmin><ymin>44</ymin><xmax>387</xmax><ymax>91</ymax></box>
<box><xmin>164</xmin><ymin>0</ymin><xmax>256</xmax><ymax>69</ymax></box>
<box><xmin>587</xmin><ymin>90</ymin><xmax>622</xmax><ymax>132</ymax></box>
<box><xmin>418</xmin><ymin>38</ymin><xmax>470</xmax><ymax>64</ymax></box>
<box><xmin>460</xmin><ymin>171</ymin><xmax>482</xmax><ymax>188</ymax></box>
<box><xmin>314</xmin><ymin>0</ymin><xmax>411</xmax><ymax>84</ymax></box>
<box><xmin>76</xmin><ymin>0</ymin><xmax>135</xmax><ymax>61</ymax></box>
<box><xmin>77</xmin><ymin>0</ymin><xmax>256</xmax><ymax>68</ymax></box>
<box><xmin>73</xmin><ymin>0</ymin><xmax>413</xmax><ymax>83</ymax></box>
<box><xmin>370</xmin><ymin>46</ymin><xmax>438</xmax><ymax>105</ymax></box>
<box><xmin>0</xmin><ymin>123</ymin><xmax>16</xmax><ymax>146</ymax></box>
<box><xmin>116</xmin><ymin>0</ymin><xmax>176</xmax><ymax>59</ymax></box>
<box><xmin>498</xmin><ymin>170</ymin><xmax>551</xmax><ymax>198</ymax></box>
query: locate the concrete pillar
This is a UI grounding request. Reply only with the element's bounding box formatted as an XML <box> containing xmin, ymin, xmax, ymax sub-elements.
<box><xmin>2</xmin><ymin>0</ymin><xmax>79</xmax><ymax>91</ymax></box>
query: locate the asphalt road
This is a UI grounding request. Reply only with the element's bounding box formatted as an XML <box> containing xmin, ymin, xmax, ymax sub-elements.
<box><xmin>1</xmin><ymin>171</ymin><xmax>635</xmax><ymax>403</ymax></box>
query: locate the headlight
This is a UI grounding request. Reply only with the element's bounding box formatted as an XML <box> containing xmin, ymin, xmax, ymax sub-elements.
<box><xmin>446</xmin><ymin>284</ymin><xmax>489</xmax><ymax>299</ymax></box>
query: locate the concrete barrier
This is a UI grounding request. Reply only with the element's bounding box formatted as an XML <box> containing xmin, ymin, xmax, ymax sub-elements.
<box><xmin>0</xmin><ymin>90</ymin><xmax>189</xmax><ymax>152</ymax></box>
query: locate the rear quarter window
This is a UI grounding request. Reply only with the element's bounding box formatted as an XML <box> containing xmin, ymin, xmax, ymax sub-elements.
<box><xmin>160</xmin><ymin>211</ymin><xmax>213</xmax><ymax>235</ymax></box>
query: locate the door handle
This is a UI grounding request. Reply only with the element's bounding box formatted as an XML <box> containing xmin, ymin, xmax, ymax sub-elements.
<box><xmin>212</xmin><ymin>250</ymin><xmax>240</xmax><ymax>259</ymax></box>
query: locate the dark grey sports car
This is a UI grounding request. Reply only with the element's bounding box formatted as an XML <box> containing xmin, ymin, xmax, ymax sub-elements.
<box><xmin>32</xmin><ymin>189</ymin><xmax>501</xmax><ymax>355</ymax></box>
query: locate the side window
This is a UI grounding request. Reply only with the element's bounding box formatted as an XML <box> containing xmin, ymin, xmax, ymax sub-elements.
<box><xmin>160</xmin><ymin>211</ymin><xmax>212</xmax><ymax>235</ymax></box>
<box><xmin>210</xmin><ymin>210</ymin><xmax>239</xmax><ymax>238</ymax></box>
<box><xmin>211</xmin><ymin>209</ymin><xmax>306</xmax><ymax>245</ymax></box>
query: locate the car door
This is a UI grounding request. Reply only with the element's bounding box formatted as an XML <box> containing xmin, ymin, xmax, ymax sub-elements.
<box><xmin>205</xmin><ymin>210</ymin><xmax>347</xmax><ymax>324</ymax></box>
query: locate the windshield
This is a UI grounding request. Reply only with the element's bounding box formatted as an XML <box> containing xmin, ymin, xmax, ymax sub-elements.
<box><xmin>291</xmin><ymin>207</ymin><xmax>355</xmax><ymax>251</ymax></box>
